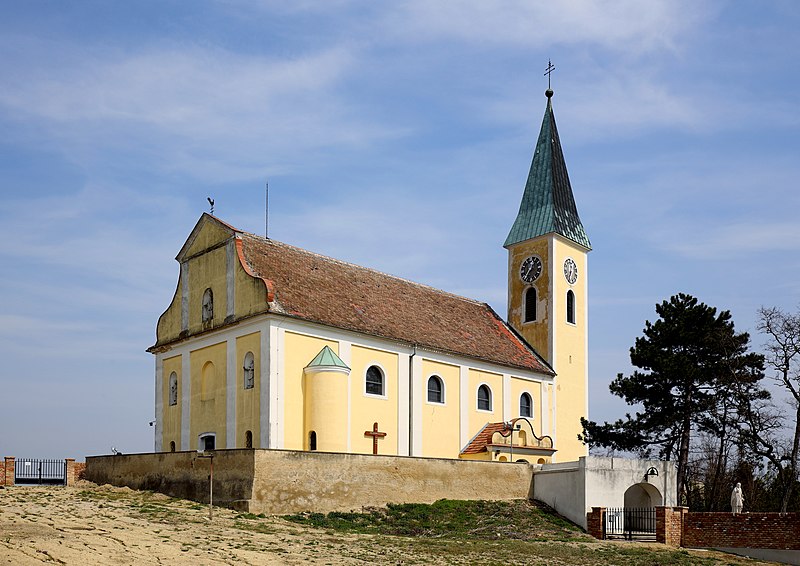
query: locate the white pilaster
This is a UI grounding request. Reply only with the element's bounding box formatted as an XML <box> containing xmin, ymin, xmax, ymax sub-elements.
<box><xmin>154</xmin><ymin>354</ymin><xmax>163</xmax><ymax>452</ymax></box>
<box><xmin>459</xmin><ymin>365</ymin><xmax>469</xmax><ymax>448</ymax></box>
<box><xmin>259</xmin><ymin>325</ymin><xmax>270</xmax><ymax>448</ymax></box>
<box><xmin>180</xmin><ymin>353</ymin><xmax>191</xmax><ymax>451</ymax></box>
<box><xmin>338</xmin><ymin>341</ymin><xmax>353</xmax><ymax>452</ymax></box>
<box><xmin>503</xmin><ymin>373</ymin><xmax>511</xmax><ymax>422</ymax></box>
<box><xmin>397</xmin><ymin>352</ymin><xmax>410</xmax><ymax>455</ymax></box>
<box><xmin>269</xmin><ymin>324</ymin><xmax>284</xmax><ymax>448</ymax></box>
<box><xmin>226</xmin><ymin>337</ymin><xmax>237</xmax><ymax>448</ymax></box>
<box><xmin>411</xmin><ymin>353</ymin><xmax>423</xmax><ymax>456</ymax></box>
<box><xmin>180</xmin><ymin>262</ymin><xmax>189</xmax><ymax>333</ymax></box>
<box><xmin>225</xmin><ymin>240</ymin><xmax>235</xmax><ymax>320</ymax></box>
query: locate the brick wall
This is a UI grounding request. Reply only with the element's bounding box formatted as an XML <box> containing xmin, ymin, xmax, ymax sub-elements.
<box><xmin>656</xmin><ymin>506</ymin><xmax>687</xmax><ymax>546</ymax></box>
<box><xmin>683</xmin><ymin>512</ymin><xmax>800</xmax><ymax>550</ymax></box>
<box><xmin>586</xmin><ymin>507</ymin><xmax>605</xmax><ymax>539</ymax></box>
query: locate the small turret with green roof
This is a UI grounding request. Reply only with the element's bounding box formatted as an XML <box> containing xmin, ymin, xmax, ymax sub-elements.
<box><xmin>305</xmin><ymin>345</ymin><xmax>350</xmax><ymax>372</ymax></box>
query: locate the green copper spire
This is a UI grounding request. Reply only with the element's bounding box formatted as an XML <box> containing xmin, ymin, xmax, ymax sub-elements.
<box><xmin>504</xmin><ymin>91</ymin><xmax>591</xmax><ymax>250</ymax></box>
<box><xmin>305</xmin><ymin>345</ymin><xmax>350</xmax><ymax>371</ymax></box>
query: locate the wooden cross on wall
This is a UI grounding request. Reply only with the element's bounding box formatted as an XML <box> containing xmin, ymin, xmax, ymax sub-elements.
<box><xmin>364</xmin><ymin>422</ymin><xmax>386</xmax><ymax>455</ymax></box>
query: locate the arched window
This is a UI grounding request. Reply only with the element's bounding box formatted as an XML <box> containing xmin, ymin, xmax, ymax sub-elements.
<box><xmin>168</xmin><ymin>372</ymin><xmax>178</xmax><ymax>406</ymax></box>
<box><xmin>243</xmin><ymin>352</ymin><xmax>255</xmax><ymax>390</ymax></box>
<box><xmin>427</xmin><ymin>375</ymin><xmax>444</xmax><ymax>404</ymax></box>
<box><xmin>309</xmin><ymin>431</ymin><xmax>317</xmax><ymax>451</ymax></box>
<box><xmin>169</xmin><ymin>441</ymin><xmax>176</xmax><ymax>452</ymax></box>
<box><xmin>201</xmin><ymin>361</ymin><xmax>215</xmax><ymax>401</ymax></box>
<box><xmin>566</xmin><ymin>290</ymin><xmax>576</xmax><ymax>324</ymax></box>
<box><xmin>477</xmin><ymin>384</ymin><xmax>492</xmax><ymax>411</ymax></box>
<box><xmin>365</xmin><ymin>365</ymin><xmax>384</xmax><ymax>396</ymax></box>
<box><xmin>202</xmin><ymin>288</ymin><xmax>214</xmax><ymax>323</ymax></box>
<box><xmin>245</xmin><ymin>430</ymin><xmax>253</xmax><ymax>449</ymax></box>
<box><xmin>524</xmin><ymin>287</ymin><xmax>537</xmax><ymax>322</ymax></box>
<box><xmin>520</xmin><ymin>392</ymin><xmax>532</xmax><ymax>417</ymax></box>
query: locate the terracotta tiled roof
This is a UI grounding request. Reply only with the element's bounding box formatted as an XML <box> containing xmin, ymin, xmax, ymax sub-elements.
<box><xmin>461</xmin><ymin>423</ymin><xmax>508</xmax><ymax>455</ymax></box>
<box><xmin>238</xmin><ymin>231</ymin><xmax>552</xmax><ymax>374</ymax></box>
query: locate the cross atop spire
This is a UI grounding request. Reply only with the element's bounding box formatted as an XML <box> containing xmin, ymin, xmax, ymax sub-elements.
<box><xmin>544</xmin><ymin>59</ymin><xmax>555</xmax><ymax>95</ymax></box>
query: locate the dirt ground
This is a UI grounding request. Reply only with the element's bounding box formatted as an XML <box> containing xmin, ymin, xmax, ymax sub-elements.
<box><xmin>0</xmin><ymin>483</ymin><xmax>780</xmax><ymax>565</ymax></box>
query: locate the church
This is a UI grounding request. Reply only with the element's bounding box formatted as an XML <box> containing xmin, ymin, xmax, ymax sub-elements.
<box><xmin>148</xmin><ymin>88</ymin><xmax>590</xmax><ymax>465</ymax></box>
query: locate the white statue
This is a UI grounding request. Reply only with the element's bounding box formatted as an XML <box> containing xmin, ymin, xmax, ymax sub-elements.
<box><xmin>731</xmin><ymin>482</ymin><xmax>744</xmax><ymax>514</ymax></box>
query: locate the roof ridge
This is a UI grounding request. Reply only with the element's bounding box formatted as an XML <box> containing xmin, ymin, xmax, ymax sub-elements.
<box><xmin>239</xmin><ymin>231</ymin><xmax>487</xmax><ymax>307</ymax></box>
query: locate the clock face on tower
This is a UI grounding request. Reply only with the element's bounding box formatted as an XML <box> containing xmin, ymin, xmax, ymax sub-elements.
<box><xmin>564</xmin><ymin>258</ymin><xmax>578</xmax><ymax>285</ymax></box>
<box><xmin>520</xmin><ymin>256</ymin><xmax>542</xmax><ymax>283</ymax></box>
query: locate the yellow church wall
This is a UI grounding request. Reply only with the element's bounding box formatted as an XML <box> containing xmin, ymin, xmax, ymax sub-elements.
<box><xmin>510</xmin><ymin>377</ymin><xmax>542</xmax><ymax>435</ymax></box>
<box><xmin>161</xmin><ymin>355</ymin><xmax>182</xmax><ymax>451</ymax></box>
<box><xmin>350</xmin><ymin>345</ymin><xmax>398</xmax><ymax>455</ymax></box>
<box><xmin>183</xmin><ymin>218</ymin><xmax>232</xmax><ymax>259</ymax></box>
<box><xmin>236</xmin><ymin>332</ymin><xmax>261</xmax><ymax>449</ymax></box>
<box><xmin>420</xmin><ymin>359</ymin><xmax>460</xmax><ymax>458</ymax></box>
<box><xmin>304</xmin><ymin>368</ymin><xmax>349</xmax><ymax>452</ymax></box>
<box><xmin>552</xmin><ymin>237</ymin><xmax>588</xmax><ymax>462</ymax></box>
<box><xmin>234</xmin><ymin>253</ymin><xmax>270</xmax><ymax>320</ymax></box>
<box><xmin>468</xmin><ymin>369</ymin><xmax>503</xmax><ymax>439</ymax></box>
<box><xmin>507</xmin><ymin>239</ymin><xmax>551</xmax><ymax>360</ymax></box>
<box><xmin>156</xmin><ymin>289</ymin><xmax>182</xmax><ymax>347</ymax></box>
<box><xmin>187</xmin><ymin>246</ymin><xmax>228</xmax><ymax>336</ymax></box>
<box><xmin>189</xmin><ymin>342</ymin><xmax>227</xmax><ymax>450</ymax></box>
<box><xmin>282</xmin><ymin>331</ymin><xmax>338</xmax><ymax>450</ymax></box>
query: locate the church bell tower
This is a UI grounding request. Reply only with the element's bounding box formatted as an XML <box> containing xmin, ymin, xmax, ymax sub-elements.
<box><xmin>504</xmin><ymin>87</ymin><xmax>591</xmax><ymax>462</ymax></box>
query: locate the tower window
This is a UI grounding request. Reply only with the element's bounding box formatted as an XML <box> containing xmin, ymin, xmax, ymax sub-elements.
<box><xmin>245</xmin><ymin>430</ymin><xmax>253</xmax><ymax>449</ymax></box>
<box><xmin>567</xmin><ymin>290</ymin><xmax>576</xmax><ymax>324</ymax></box>
<box><xmin>520</xmin><ymin>392</ymin><xmax>532</xmax><ymax>417</ymax></box>
<box><xmin>427</xmin><ymin>375</ymin><xmax>444</xmax><ymax>404</ymax></box>
<box><xmin>309</xmin><ymin>431</ymin><xmax>317</xmax><ymax>451</ymax></box>
<box><xmin>524</xmin><ymin>287</ymin><xmax>537</xmax><ymax>322</ymax></box>
<box><xmin>477</xmin><ymin>384</ymin><xmax>492</xmax><ymax>411</ymax></box>
<box><xmin>243</xmin><ymin>351</ymin><xmax>255</xmax><ymax>390</ymax></box>
<box><xmin>168</xmin><ymin>371</ymin><xmax>178</xmax><ymax>406</ymax></box>
<box><xmin>365</xmin><ymin>365</ymin><xmax>385</xmax><ymax>396</ymax></box>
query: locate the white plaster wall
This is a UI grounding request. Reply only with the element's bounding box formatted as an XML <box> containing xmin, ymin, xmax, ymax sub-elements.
<box><xmin>531</xmin><ymin>456</ymin><xmax>677</xmax><ymax>529</ymax></box>
<box><xmin>531</xmin><ymin>464</ymin><xmax>586</xmax><ymax>527</ymax></box>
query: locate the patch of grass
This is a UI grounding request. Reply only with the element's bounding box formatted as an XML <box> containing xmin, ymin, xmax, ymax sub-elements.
<box><xmin>285</xmin><ymin>499</ymin><xmax>587</xmax><ymax>542</ymax></box>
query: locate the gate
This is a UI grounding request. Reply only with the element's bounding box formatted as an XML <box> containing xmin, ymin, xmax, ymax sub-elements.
<box><xmin>14</xmin><ymin>459</ymin><xmax>67</xmax><ymax>485</ymax></box>
<box><xmin>603</xmin><ymin>507</ymin><xmax>656</xmax><ymax>541</ymax></box>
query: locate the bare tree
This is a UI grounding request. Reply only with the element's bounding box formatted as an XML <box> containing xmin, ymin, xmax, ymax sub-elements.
<box><xmin>757</xmin><ymin>306</ymin><xmax>800</xmax><ymax>512</ymax></box>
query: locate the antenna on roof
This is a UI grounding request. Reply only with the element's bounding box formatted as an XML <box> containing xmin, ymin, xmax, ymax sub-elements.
<box><xmin>207</xmin><ymin>197</ymin><xmax>215</xmax><ymax>215</ymax></box>
<box><xmin>265</xmin><ymin>180</ymin><xmax>269</xmax><ymax>239</ymax></box>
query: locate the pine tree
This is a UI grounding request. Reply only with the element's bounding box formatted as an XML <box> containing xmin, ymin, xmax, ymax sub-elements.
<box><xmin>580</xmin><ymin>293</ymin><xmax>765</xmax><ymax>504</ymax></box>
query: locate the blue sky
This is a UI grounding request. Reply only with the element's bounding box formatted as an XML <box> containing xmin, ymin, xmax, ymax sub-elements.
<box><xmin>1</xmin><ymin>1</ymin><xmax>799</xmax><ymax>459</ymax></box>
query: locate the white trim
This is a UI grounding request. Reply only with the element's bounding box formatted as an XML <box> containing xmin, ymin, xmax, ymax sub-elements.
<box><xmin>411</xmin><ymin>353</ymin><xmax>423</xmax><ymax>456</ymax></box>
<box><xmin>338</xmin><ymin>341</ymin><xmax>352</xmax><ymax>452</ymax></box>
<box><xmin>226</xmin><ymin>337</ymin><xmax>236</xmax><ymax>448</ymax></box>
<box><xmin>259</xmin><ymin>326</ymin><xmax>270</xmax><ymax>448</ymax></box>
<box><xmin>363</xmin><ymin>362</ymin><xmax>389</xmax><ymax>399</ymax></box>
<box><xmin>549</xmin><ymin>237</ymin><xmax>557</xmax><ymax>451</ymax></box>
<box><xmin>424</xmin><ymin>373</ymin><xmax>446</xmax><ymax>405</ymax></box>
<box><xmin>225</xmin><ymin>240</ymin><xmax>235</xmax><ymax>320</ymax></box>
<box><xmin>275</xmin><ymin>324</ymin><xmax>285</xmax><ymax>448</ymax></box>
<box><xmin>303</xmin><ymin>365</ymin><xmax>351</xmax><ymax>375</ymax></box>
<box><xmin>502</xmin><ymin>373</ymin><xmax>511</xmax><ymax>421</ymax></box>
<box><xmin>583</xmin><ymin>254</ymin><xmax>590</xmax><ymax>446</ymax></box>
<box><xmin>198</xmin><ymin>431</ymin><xmax>217</xmax><ymax>451</ymax></box>
<box><xmin>397</xmin><ymin>352</ymin><xmax>410</xmax><ymax>455</ymax></box>
<box><xmin>476</xmin><ymin>382</ymin><xmax>494</xmax><ymax>413</ymax></box>
<box><xmin>459</xmin><ymin>365</ymin><xmax>469</xmax><ymax>448</ymax></box>
<box><xmin>154</xmin><ymin>354</ymin><xmax>163</xmax><ymax>452</ymax></box>
<box><xmin>180</xmin><ymin>353</ymin><xmax>191</xmax><ymax>451</ymax></box>
<box><xmin>155</xmin><ymin>312</ymin><xmax>552</xmax><ymax>384</ymax></box>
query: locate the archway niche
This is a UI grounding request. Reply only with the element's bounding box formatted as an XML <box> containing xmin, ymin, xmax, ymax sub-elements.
<box><xmin>623</xmin><ymin>482</ymin><xmax>663</xmax><ymax>508</ymax></box>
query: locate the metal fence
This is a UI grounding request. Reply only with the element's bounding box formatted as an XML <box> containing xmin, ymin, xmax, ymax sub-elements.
<box><xmin>14</xmin><ymin>459</ymin><xmax>67</xmax><ymax>485</ymax></box>
<box><xmin>603</xmin><ymin>507</ymin><xmax>656</xmax><ymax>541</ymax></box>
